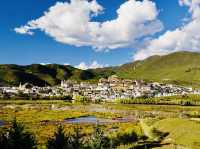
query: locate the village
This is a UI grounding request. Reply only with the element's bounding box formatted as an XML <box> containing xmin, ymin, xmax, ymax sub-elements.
<box><xmin>0</xmin><ymin>75</ymin><xmax>199</xmax><ymax>101</ymax></box>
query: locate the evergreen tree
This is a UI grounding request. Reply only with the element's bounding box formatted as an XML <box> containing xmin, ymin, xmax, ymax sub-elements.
<box><xmin>47</xmin><ymin>125</ymin><xmax>71</xmax><ymax>149</ymax></box>
<box><xmin>0</xmin><ymin>132</ymin><xmax>8</xmax><ymax>149</ymax></box>
<box><xmin>89</xmin><ymin>123</ymin><xmax>108</xmax><ymax>149</ymax></box>
<box><xmin>0</xmin><ymin>118</ymin><xmax>37</xmax><ymax>149</ymax></box>
<box><xmin>8</xmin><ymin>118</ymin><xmax>37</xmax><ymax>149</ymax></box>
<box><xmin>71</xmin><ymin>126</ymin><xmax>84</xmax><ymax>149</ymax></box>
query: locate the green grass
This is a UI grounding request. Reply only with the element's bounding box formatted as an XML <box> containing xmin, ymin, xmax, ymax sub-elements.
<box><xmin>153</xmin><ymin>118</ymin><xmax>200</xmax><ymax>149</ymax></box>
<box><xmin>116</xmin><ymin>51</ymin><xmax>200</xmax><ymax>88</ymax></box>
<box><xmin>0</xmin><ymin>99</ymin><xmax>71</xmax><ymax>105</ymax></box>
<box><xmin>116</xmin><ymin>94</ymin><xmax>200</xmax><ymax>106</ymax></box>
<box><xmin>139</xmin><ymin>119</ymin><xmax>165</xmax><ymax>141</ymax></box>
<box><xmin>107</xmin><ymin>103</ymin><xmax>200</xmax><ymax>113</ymax></box>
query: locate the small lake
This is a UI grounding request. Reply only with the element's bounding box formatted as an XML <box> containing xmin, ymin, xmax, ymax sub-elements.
<box><xmin>65</xmin><ymin>116</ymin><xmax>134</xmax><ymax>124</ymax></box>
<box><xmin>0</xmin><ymin>120</ymin><xmax>5</xmax><ymax>126</ymax></box>
<box><xmin>65</xmin><ymin>116</ymin><xmax>106</xmax><ymax>124</ymax></box>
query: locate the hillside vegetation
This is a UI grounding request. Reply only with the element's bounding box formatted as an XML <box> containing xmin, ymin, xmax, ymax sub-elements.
<box><xmin>116</xmin><ymin>51</ymin><xmax>200</xmax><ymax>88</ymax></box>
<box><xmin>0</xmin><ymin>63</ymin><xmax>115</xmax><ymax>86</ymax></box>
<box><xmin>1</xmin><ymin>51</ymin><xmax>200</xmax><ymax>87</ymax></box>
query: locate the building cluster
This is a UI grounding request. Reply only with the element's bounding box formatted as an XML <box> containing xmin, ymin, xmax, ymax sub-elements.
<box><xmin>61</xmin><ymin>75</ymin><xmax>197</xmax><ymax>101</ymax></box>
<box><xmin>0</xmin><ymin>75</ymin><xmax>199</xmax><ymax>101</ymax></box>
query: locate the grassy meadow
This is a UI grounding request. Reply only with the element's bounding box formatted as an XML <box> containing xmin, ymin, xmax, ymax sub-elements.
<box><xmin>1</xmin><ymin>100</ymin><xmax>200</xmax><ymax>148</ymax></box>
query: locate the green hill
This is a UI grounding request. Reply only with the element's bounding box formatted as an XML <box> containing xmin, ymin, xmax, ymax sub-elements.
<box><xmin>1</xmin><ymin>51</ymin><xmax>200</xmax><ymax>87</ymax></box>
<box><xmin>115</xmin><ymin>51</ymin><xmax>200</xmax><ymax>88</ymax></box>
<box><xmin>0</xmin><ymin>64</ymin><xmax>82</xmax><ymax>86</ymax></box>
<box><xmin>0</xmin><ymin>64</ymin><xmax>115</xmax><ymax>86</ymax></box>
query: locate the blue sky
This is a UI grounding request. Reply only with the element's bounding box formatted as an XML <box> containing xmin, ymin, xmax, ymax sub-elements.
<box><xmin>0</xmin><ymin>0</ymin><xmax>190</xmax><ymax>67</ymax></box>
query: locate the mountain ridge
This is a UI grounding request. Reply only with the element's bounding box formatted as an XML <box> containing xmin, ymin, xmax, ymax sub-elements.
<box><xmin>115</xmin><ymin>51</ymin><xmax>200</xmax><ymax>88</ymax></box>
<box><xmin>1</xmin><ymin>51</ymin><xmax>200</xmax><ymax>88</ymax></box>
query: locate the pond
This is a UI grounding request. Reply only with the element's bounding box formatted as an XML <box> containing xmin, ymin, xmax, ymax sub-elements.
<box><xmin>65</xmin><ymin>116</ymin><xmax>106</xmax><ymax>124</ymax></box>
<box><xmin>0</xmin><ymin>120</ymin><xmax>5</xmax><ymax>126</ymax></box>
<box><xmin>65</xmin><ymin>116</ymin><xmax>134</xmax><ymax>124</ymax></box>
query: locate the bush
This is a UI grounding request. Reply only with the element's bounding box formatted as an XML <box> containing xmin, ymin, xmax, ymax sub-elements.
<box><xmin>47</xmin><ymin>125</ymin><xmax>85</xmax><ymax>149</ymax></box>
<box><xmin>112</xmin><ymin>131</ymin><xmax>138</xmax><ymax>147</ymax></box>
<box><xmin>46</xmin><ymin>125</ymin><xmax>71</xmax><ymax>149</ymax></box>
<box><xmin>0</xmin><ymin>133</ymin><xmax>9</xmax><ymax>149</ymax></box>
<box><xmin>74</xmin><ymin>95</ymin><xmax>91</xmax><ymax>104</ymax></box>
<box><xmin>80</xmin><ymin>70</ymin><xmax>95</xmax><ymax>80</ymax></box>
<box><xmin>0</xmin><ymin>118</ymin><xmax>37</xmax><ymax>149</ymax></box>
<box><xmin>180</xmin><ymin>100</ymin><xmax>192</xmax><ymax>106</ymax></box>
<box><xmin>89</xmin><ymin>124</ymin><xmax>110</xmax><ymax>149</ymax></box>
<box><xmin>71</xmin><ymin>126</ymin><xmax>84</xmax><ymax>149</ymax></box>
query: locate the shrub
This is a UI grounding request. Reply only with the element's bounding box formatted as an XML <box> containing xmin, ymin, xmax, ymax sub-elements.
<box><xmin>112</xmin><ymin>131</ymin><xmax>138</xmax><ymax>147</ymax></box>
<box><xmin>71</xmin><ymin>126</ymin><xmax>84</xmax><ymax>149</ymax></box>
<box><xmin>0</xmin><ymin>132</ymin><xmax>9</xmax><ymax>149</ymax></box>
<box><xmin>46</xmin><ymin>125</ymin><xmax>71</xmax><ymax>149</ymax></box>
<box><xmin>0</xmin><ymin>118</ymin><xmax>37</xmax><ymax>149</ymax></box>
<box><xmin>80</xmin><ymin>70</ymin><xmax>95</xmax><ymax>80</ymax></box>
<box><xmin>74</xmin><ymin>95</ymin><xmax>91</xmax><ymax>104</ymax></box>
<box><xmin>89</xmin><ymin>124</ymin><xmax>110</xmax><ymax>149</ymax></box>
<box><xmin>180</xmin><ymin>100</ymin><xmax>192</xmax><ymax>106</ymax></box>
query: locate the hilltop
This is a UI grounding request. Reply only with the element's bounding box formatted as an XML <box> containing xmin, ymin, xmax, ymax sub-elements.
<box><xmin>0</xmin><ymin>64</ymin><xmax>115</xmax><ymax>86</ymax></box>
<box><xmin>1</xmin><ymin>51</ymin><xmax>200</xmax><ymax>87</ymax></box>
<box><xmin>115</xmin><ymin>51</ymin><xmax>200</xmax><ymax>88</ymax></box>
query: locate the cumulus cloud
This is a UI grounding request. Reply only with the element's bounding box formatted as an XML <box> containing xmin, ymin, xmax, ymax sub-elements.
<box><xmin>63</xmin><ymin>63</ymin><xmax>70</xmax><ymax>66</ymax></box>
<box><xmin>40</xmin><ymin>63</ymin><xmax>51</xmax><ymax>65</ymax></box>
<box><xmin>75</xmin><ymin>61</ymin><xmax>106</xmax><ymax>70</ymax></box>
<box><xmin>179</xmin><ymin>0</ymin><xmax>200</xmax><ymax>19</ymax></box>
<box><xmin>14</xmin><ymin>0</ymin><xmax>163</xmax><ymax>50</ymax></box>
<box><xmin>134</xmin><ymin>0</ymin><xmax>200</xmax><ymax>60</ymax></box>
<box><xmin>14</xmin><ymin>25</ymin><xmax>34</xmax><ymax>35</ymax></box>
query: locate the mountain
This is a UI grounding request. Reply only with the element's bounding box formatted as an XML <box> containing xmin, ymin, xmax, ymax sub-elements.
<box><xmin>115</xmin><ymin>51</ymin><xmax>200</xmax><ymax>88</ymax></box>
<box><xmin>1</xmin><ymin>51</ymin><xmax>200</xmax><ymax>88</ymax></box>
<box><xmin>0</xmin><ymin>64</ymin><xmax>115</xmax><ymax>86</ymax></box>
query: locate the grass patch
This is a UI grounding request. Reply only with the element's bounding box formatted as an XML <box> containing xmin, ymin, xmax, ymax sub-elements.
<box><xmin>153</xmin><ymin>118</ymin><xmax>200</xmax><ymax>149</ymax></box>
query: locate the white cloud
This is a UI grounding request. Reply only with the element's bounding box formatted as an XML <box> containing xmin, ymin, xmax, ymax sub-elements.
<box><xmin>40</xmin><ymin>63</ymin><xmax>51</xmax><ymax>65</ymax></box>
<box><xmin>14</xmin><ymin>0</ymin><xmax>163</xmax><ymax>50</ymax></box>
<box><xmin>63</xmin><ymin>63</ymin><xmax>70</xmax><ymax>66</ymax></box>
<box><xmin>75</xmin><ymin>61</ymin><xmax>106</xmax><ymax>70</ymax></box>
<box><xmin>14</xmin><ymin>25</ymin><xmax>34</xmax><ymax>35</ymax></box>
<box><xmin>134</xmin><ymin>0</ymin><xmax>200</xmax><ymax>60</ymax></box>
<box><xmin>179</xmin><ymin>0</ymin><xmax>200</xmax><ymax>19</ymax></box>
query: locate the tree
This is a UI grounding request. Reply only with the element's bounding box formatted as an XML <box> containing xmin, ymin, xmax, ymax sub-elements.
<box><xmin>74</xmin><ymin>95</ymin><xmax>91</xmax><ymax>104</ymax></box>
<box><xmin>0</xmin><ymin>118</ymin><xmax>37</xmax><ymax>149</ymax></box>
<box><xmin>89</xmin><ymin>123</ymin><xmax>109</xmax><ymax>149</ymax></box>
<box><xmin>47</xmin><ymin>125</ymin><xmax>71</xmax><ymax>149</ymax></box>
<box><xmin>0</xmin><ymin>132</ymin><xmax>8</xmax><ymax>149</ymax></box>
<box><xmin>80</xmin><ymin>70</ymin><xmax>95</xmax><ymax>80</ymax></box>
<box><xmin>71</xmin><ymin>126</ymin><xmax>84</xmax><ymax>149</ymax></box>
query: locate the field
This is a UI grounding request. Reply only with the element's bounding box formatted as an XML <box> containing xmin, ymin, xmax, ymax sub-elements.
<box><xmin>1</xmin><ymin>100</ymin><xmax>200</xmax><ymax>148</ymax></box>
<box><xmin>154</xmin><ymin>118</ymin><xmax>200</xmax><ymax>149</ymax></box>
